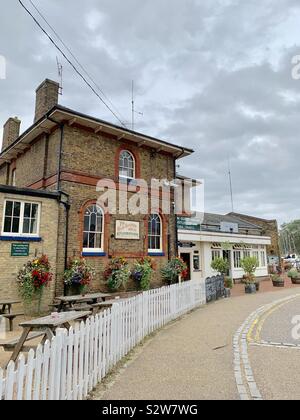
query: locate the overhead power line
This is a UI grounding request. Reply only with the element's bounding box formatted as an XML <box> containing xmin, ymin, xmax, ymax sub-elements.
<box><xmin>28</xmin><ymin>0</ymin><xmax>127</xmax><ymax>124</ymax></box>
<box><xmin>19</xmin><ymin>0</ymin><xmax>127</xmax><ymax>127</ymax></box>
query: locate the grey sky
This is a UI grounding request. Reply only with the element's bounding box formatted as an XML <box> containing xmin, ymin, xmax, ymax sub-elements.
<box><xmin>0</xmin><ymin>0</ymin><xmax>300</xmax><ymax>225</ymax></box>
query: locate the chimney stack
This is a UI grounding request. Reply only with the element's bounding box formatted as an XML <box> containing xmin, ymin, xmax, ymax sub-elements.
<box><xmin>34</xmin><ymin>79</ymin><xmax>59</xmax><ymax>122</ymax></box>
<box><xmin>2</xmin><ymin>117</ymin><xmax>21</xmax><ymax>151</ymax></box>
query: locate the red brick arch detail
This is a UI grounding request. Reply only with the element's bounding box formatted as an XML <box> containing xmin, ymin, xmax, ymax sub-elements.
<box><xmin>144</xmin><ymin>211</ymin><xmax>169</xmax><ymax>257</ymax></box>
<box><xmin>115</xmin><ymin>145</ymin><xmax>141</xmax><ymax>180</ymax></box>
<box><xmin>78</xmin><ymin>199</ymin><xmax>111</xmax><ymax>256</ymax></box>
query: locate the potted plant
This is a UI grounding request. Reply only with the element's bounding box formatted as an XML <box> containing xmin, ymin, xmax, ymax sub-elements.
<box><xmin>211</xmin><ymin>257</ymin><xmax>231</xmax><ymax>294</ymax></box>
<box><xmin>104</xmin><ymin>257</ymin><xmax>131</xmax><ymax>292</ymax></box>
<box><xmin>17</xmin><ymin>255</ymin><xmax>53</xmax><ymax>315</ymax></box>
<box><xmin>161</xmin><ymin>257</ymin><xmax>187</xmax><ymax>285</ymax></box>
<box><xmin>271</xmin><ymin>273</ymin><xmax>285</xmax><ymax>287</ymax></box>
<box><xmin>64</xmin><ymin>258</ymin><xmax>95</xmax><ymax>295</ymax></box>
<box><xmin>240</xmin><ymin>256</ymin><xmax>259</xmax><ymax>294</ymax></box>
<box><xmin>132</xmin><ymin>257</ymin><xmax>155</xmax><ymax>291</ymax></box>
<box><xmin>287</xmin><ymin>269</ymin><xmax>300</xmax><ymax>285</ymax></box>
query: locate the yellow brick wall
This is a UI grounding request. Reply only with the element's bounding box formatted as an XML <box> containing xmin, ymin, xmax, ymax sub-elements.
<box><xmin>0</xmin><ymin>192</ymin><xmax>60</xmax><ymax>313</ymax></box>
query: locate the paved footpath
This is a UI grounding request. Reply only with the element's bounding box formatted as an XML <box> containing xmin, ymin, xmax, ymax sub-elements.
<box><xmin>91</xmin><ymin>287</ymin><xmax>300</xmax><ymax>400</ymax></box>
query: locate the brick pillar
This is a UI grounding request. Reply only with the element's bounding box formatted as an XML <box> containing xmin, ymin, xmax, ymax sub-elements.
<box><xmin>2</xmin><ymin>117</ymin><xmax>21</xmax><ymax>151</ymax></box>
<box><xmin>34</xmin><ymin>79</ymin><xmax>59</xmax><ymax>122</ymax></box>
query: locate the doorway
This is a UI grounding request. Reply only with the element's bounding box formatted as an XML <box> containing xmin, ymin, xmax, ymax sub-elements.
<box><xmin>223</xmin><ymin>250</ymin><xmax>231</xmax><ymax>277</ymax></box>
<box><xmin>180</xmin><ymin>253</ymin><xmax>191</xmax><ymax>281</ymax></box>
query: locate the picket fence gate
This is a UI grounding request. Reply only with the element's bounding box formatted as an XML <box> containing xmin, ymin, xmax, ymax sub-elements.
<box><xmin>0</xmin><ymin>280</ymin><xmax>206</xmax><ymax>400</ymax></box>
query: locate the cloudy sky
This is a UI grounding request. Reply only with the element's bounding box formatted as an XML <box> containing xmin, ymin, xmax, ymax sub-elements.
<box><xmin>1</xmin><ymin>0</ymin><xmax>300</xmax><ymax>225</ymax></box>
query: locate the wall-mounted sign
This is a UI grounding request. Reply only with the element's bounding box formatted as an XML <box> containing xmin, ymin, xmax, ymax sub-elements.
<box><xmin>178</xmin><ymin>241</ymin><xmax>196</xmax><ymax>248</ymax></box>
<box><xmin>115</xmin><ymin>220</ymin><xmax>140</xmax><ymax>240</ymax></box>
<box><xmin>11</xmin><ymin>243</ymin><xmax>30</xmax><ymax>257</ymax></box>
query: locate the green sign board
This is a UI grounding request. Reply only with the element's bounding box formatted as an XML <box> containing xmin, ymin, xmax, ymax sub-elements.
<box><xmin>11</xmin><ymin>243</ymin><xmax>30</xmax><ymax>257</ymax></box>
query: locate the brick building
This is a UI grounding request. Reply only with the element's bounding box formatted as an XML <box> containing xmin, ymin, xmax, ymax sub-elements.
<box><xmin>0</xmin><ymin>79</ymin><xmax>193</xmax><ymax>302</ymax></box>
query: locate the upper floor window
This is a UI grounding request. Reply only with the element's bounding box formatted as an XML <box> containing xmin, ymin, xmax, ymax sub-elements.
<box><xmin>148</xmin><ymin>213</ymin><xmax>162</xmax><ymax>252</ymax></box>
<box><xmin>2</xmin><ymin>200</ymin><xmax>40</xmax><ymax>236</ymax></box>
<box><xmin>83</xmin><ymin>205</ymin><xmax>104</xmax><ymax>252</ymax></box>
<box><xmin>119</xmin><ymin>150</ymin><xmax>135</xmax><ymax>180</ymax></box>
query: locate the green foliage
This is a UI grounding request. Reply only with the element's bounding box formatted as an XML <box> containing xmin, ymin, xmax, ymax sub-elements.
<box><xmin>287</xmin><ymin>269</ymin><xmax>300</xmax><ymax>279</ymax></box>
<box><xmin>224</xmin><ymin>276</ymin><xmax>233</xmax><ymax>289</ymax></box>
<box><xmin>280</xmin><ymin>220</ymin><xmax>300</xmax><ymax>255</ymax></box>
<box><xmin>211</xmin><ymin>257</ymin><xmax>229</xmax><ymax>275</ymax></box>
<box><xmin>240</xmin><ymin>256</ymin><xmax>259</xmax><ymax>278</ymax></box>
<box><xmin>161</xmin><ymin>257</ymin><xmax>187</xmax><ymax>285</ymax></box>
<box><xmin>64</xmin><ymin>258</ymin><xmax>95</xmax><ymax>289</ymax></box>
<box><xmin>271</xmin><ymin>273</ymin><xmax>283</xmax><ymax>282</ymax></box>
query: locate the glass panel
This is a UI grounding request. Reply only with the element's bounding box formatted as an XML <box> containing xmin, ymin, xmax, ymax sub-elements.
<box><xmin>12</xmin><ymin>217</ymin><xmax>20</xmax><ymax>233</ymax></box>
<box><xmin>83</xmin><ymin>232</ymin><xmax>89</xmax><ymax>248</ymax></box>
<box><xmin>23</xmin><ymin>218</ymin><xmax>30</xmax><ymax>234</ymax></box>
<box><xmin>84</xmin><ymin>215</ymin><xmax>89</xmax><ymax>232</ymax></box>
<box><xmin>30</xmin><ymin>218</ymin><xmax>37</xmax><ymax>234</ymax></box>
<box><xmin>24</xmin><ymin>203</ymin><xmax>31</xmax><ymax>218</ymax></box>
<box><xmin>4</xmin><ymin>217</ymin><xmax>12</xmax><ymax>232</ymax></box>
<box><xmin>5</xmin><ymin>201</ymin><xmax>13</xmax><ymax>217</ymax></box>
<box><xmin>13</xmin><ymin>202</ymin><xmax>21</xmax><ymax>217</ymax></box>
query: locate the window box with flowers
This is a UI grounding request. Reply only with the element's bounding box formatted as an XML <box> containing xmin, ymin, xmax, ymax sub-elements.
<box><xmin>64</xmin><ymin>258</ymin><xmax>96</xmax><ymax>296</ymax></box>
<box><xmin>17</xmin><ymin>255</ymin><xmax>53</xmax><ymax>315</ymax></box>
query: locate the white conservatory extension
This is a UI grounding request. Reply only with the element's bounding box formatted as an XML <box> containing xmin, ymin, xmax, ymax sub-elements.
<box><xmin>178</xmin><ymin>213</ymin><xmax>271</xmax><ymax>282</ymax></box>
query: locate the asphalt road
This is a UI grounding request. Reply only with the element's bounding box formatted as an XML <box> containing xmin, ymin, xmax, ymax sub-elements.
<box><xmin>91</xmin><ymin>287</ymin><xmax>300</xmax><ymax>401</ymax></box>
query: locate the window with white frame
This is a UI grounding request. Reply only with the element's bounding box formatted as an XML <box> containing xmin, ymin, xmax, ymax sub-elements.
<box><xmin>2</xmin><ymin>200</ymin><xmax>40</xmax><ymax>236</ymax></box>
<box><xmin>243</xmin><ymin>250</ymin><xmax>251</xmax><ymax>258</ymax></box>
<box><xmin>260</xmin><ymin>250</ymin><xmax>266</xmax><ymax>267</ymax></box>
<box><xmin>233</xmin><ymin>250</ymin><xmax>241</xmax><ymax>268</ymax></box>
<box><xmin>148</xmin><ymin>214</ymin><xmax>162</xmax><ymax>252</ymax></box>
<box><xmin>252</xmin><ymin>250</ymin><xmax>259</xmax><ymax>264</ymax></box>
<box><xmin>83</xmin><ymin>205</ymin><xmax>104</xmax><ymax>252</ymax></box>
<box><xmin>119</xmin><ymin>150</ymin><xmax>135</xmax><ymax>180</ymax></box>
<box><xmin>212</xmin><ymin>249</ymin><xmax>221</xmax><ymax>261</ymax></box>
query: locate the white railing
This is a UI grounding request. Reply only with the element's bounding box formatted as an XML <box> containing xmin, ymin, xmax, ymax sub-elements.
<box><xmin>0</xmin><ymin>280</ymin><xmax>206</xmax><ymax>400</ymax></box>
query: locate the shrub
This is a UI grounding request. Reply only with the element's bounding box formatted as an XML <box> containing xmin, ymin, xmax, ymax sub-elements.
<box><xmin>211</xmin><ymin>257</ymin><xmax>229</xmax><ymax>276</ymax></box>
<box><xmin>240</xmin><ymin>256</ymin><xmax>259</xmax><ymax>283</ymax></box>
<box><xmin>287</xmin><ymin>269</ymin><xmax>300</xmax><ymax>279</ymax></box>
<box><xmin>104</xmin><ymin>257</ymin><xmax>131</xmax><ymax>291</ymax></box>
<box><xmin>161</xmin><ymin>257</ymin><xmax>187</xmax><ymax>285</ymax></box>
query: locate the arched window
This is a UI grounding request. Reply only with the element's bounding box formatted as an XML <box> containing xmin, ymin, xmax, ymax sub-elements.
<box><xmin>148</xmin><ymin>214</ymin><xmax>162</xmax><ymax>252</ymax></box>
<box><xmin>119</xmin><ymin>150</ymin><xmax>135</xmax><ymax>180</ymax></box>
<box><xmin>83</xmin><ymin>205</ymin><xmax>104</xmax><ymax>252</ymax></box>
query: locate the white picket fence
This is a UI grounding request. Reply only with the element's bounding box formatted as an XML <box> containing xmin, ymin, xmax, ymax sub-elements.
<box><xmin>0</xmin><ymin>280</ymin><xmax>206</xmax><ymax>400</ymax></box>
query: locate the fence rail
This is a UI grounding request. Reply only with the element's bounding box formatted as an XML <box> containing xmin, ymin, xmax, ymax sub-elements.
<box><xmin>0</xmin><ymin>280</ymin><xmax>206</xmax><ymax>400</ymax></box>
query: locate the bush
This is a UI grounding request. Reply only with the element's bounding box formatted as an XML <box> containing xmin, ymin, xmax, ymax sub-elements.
<box><xmin>211</xmin><ymin>257</ymin><xmax>229</xmax><ymax>275</ymax></box>
<box><xmin>161</xmin><ymin>257</ymin><xmax>187</xmax><ymax>285</ymax></box>
<box><xmin>104</xmin><ymin>257</ymin><xmax>131</xmax><ymax>292</ymax></box>
<box><xmin>240</xmin><ymin>256</ymin><xmax>259</xmax><ymax>283</ymax></box>
<box><xmin>224</xmin><ymin>276</ymin><xmax>233</xmax><ymax>289</ymax></box>
<box><xmin>287</xmin><ymin>269</ymin><xmax>300</xmax><ymax>279</ymax></box>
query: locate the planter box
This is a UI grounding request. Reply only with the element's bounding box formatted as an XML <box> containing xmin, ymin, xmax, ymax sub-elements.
<box><xmin>245</xmin><ymin>284</ymin><xmax>256</xmax><ymax>294</ymax></box>
<box><xmin>272</xmin><ymin>280</ymin><xmax>285</xmax><ymax>288</ymax></box>
<box><xmin>291</xmin><ymin>278</ymin><xmax>300</xmax><ymax>285</ymax></box>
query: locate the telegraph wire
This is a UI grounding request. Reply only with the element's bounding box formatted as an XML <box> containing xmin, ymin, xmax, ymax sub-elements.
<box><xmin>19</xmin><ymin>0</ymin><xmax>127</xmax><ymax>127</ymax></box>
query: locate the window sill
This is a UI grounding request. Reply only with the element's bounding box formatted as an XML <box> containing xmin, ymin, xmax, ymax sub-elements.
<box><xmin>0</xmin><ymin>236</ymin><xmax>42</xmax><ymax>242</ymax></box>
<box><xmin>148</xmin><ymin>252</ymin><xmax>165</xmax><ymax>257</ymax></box>
<box><xmin>82</xmin><ymin>252</ymin><xmax>106</xmax><ymax>257</ymax></box>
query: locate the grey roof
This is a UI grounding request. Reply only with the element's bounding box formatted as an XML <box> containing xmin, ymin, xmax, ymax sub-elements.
<box><xmin>201</xmin><ymin>213</ymin><xmax>262</xmax><ymax>230</ymax></box>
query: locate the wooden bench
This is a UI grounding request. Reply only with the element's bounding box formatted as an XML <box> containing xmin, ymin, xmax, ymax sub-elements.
<box><xmin>0</xmin><ymin>331</ymin><xmax>46</xmax><ymax>352</ymax></box>
<box><xmin>66</xmin><ymin>304</ymin><xmax>93</xmax><ymax>312</ymax></box>
<box><xmin>1</xmin><ymin>312</ymin><xmax>24</xmax><ymax>332</ymax></box>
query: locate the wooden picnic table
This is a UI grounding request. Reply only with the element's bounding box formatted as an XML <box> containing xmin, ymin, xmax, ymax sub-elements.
<box><xmin>8</xmin><ymin>311</ymin><xmax>91</xmax><ymax>364</ymax></box>
<box><xmin>56</xmin><ymin>292</ymin><xmax>116</xmax><ymax>312</ymax></box>
<box><xmin>0</xmin><ymin>299</ymin><xmax>21</xmax><ymax>314</ymax></box>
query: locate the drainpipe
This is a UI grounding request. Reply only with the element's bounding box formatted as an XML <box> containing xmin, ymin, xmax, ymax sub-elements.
<box><xmin>46</xmin><ymin>117</ymin><xmax>64</xmax><ymax>191</ymax></box>
<box><xmin>59</xmin><ymin>192</ymin><xmax>70</xmax><ymax>295</ymax></box>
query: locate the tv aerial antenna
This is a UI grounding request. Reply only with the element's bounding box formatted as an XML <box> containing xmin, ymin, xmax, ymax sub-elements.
<box><xmin>56</xmin><ymin>56</ymin><xmax>63</xmax><ymax>95</ymax></box>
<box><xmin>227</xmin><ymin>157</ymin><xmax>235</xmax><ymax>213</ymax></box>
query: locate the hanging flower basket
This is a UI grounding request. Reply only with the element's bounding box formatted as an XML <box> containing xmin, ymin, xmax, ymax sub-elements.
<box><xmin>64</xmin><ymin>258</ymin><xmax>95</xmax><ymax>295</ymax></box>
<box><xmin>17</xmin><ymin>255</ymin><xmax>53</xmax><ymax>315</ymax></box>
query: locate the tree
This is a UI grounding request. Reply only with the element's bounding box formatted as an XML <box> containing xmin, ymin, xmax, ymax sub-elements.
<box><xmin>280</xmin><ymin>220</ymin><xmax>300</xmax><ymax>255</ymax></box>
